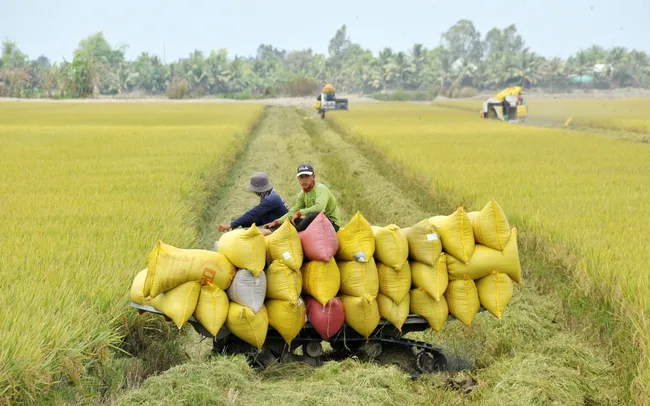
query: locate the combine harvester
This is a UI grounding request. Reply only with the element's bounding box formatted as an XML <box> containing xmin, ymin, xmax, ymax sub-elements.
<box><xmin>314</xmin><ymin>83</ymin><xmax>348</xmax><ymax>119</ymax></box>
<box><xmin>481</xmin><ymin>86</ymin><xmax>528</xmax><ymax>123</ymax></box>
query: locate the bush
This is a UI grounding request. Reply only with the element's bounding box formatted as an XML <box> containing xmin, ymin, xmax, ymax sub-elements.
<box><xmin>458</xmin><ymin>87</ymin><xmax>478</xmax><ymax>98</ymax></box>
<box><xmin>366</xmin><ymin>89</ymin><xmax>437</xmax><ymax>102</ymax></box>
<box><xmin>262</xmin><ymin>86</ymin><xmax>279</xmax><ymax>98</ymax></box>
<box><xmin>282</xmin><ymin>77</ymin><xmax>320</xmax><ymax>97</ymax></box>
<box><xmin>437</xmin><ymin>86</ymin><xmax>478</xmax><ymax>99</ymax></box>
<box><xmin>215</xmin><ymin>91</ymin><xmax>262</xmax><ymax>100</ymax></box>
<box><xmin>166</xmin><ymin>79</ymin><xmax>189</xmax><ymax>99</ymax></box>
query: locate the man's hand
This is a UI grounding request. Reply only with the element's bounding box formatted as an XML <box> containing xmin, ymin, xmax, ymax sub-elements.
<box><xmin>290</xmin><ymin>211</ymin><xmax>302</xmax><ymax>225</ymax></box>
<box><xmin>217</xmin><ymin>223</ymin><xmax>232</xmax><ymax>232</ymax></box>
<box><xmin>264</xmin><ymin>220</ymin><xmax>280</xmax><ymax>229</ymax></box>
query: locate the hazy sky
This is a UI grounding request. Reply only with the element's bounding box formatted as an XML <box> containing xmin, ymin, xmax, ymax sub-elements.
<box><xmin>1</xmin><ymin>0</ymin><xmax>649</xmax><ymax>63</ymax></box>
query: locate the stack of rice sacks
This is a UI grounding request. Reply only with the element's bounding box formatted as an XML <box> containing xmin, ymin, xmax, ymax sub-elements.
<box><xmin>430</xmin><ymin>201</ymin><xmax>522</xmax><ymax>328</ymax></box>
<box><xmin>335</xmin><ymin>212</ymin><xmax>380</xmax><ymax>338</ymax></box>
<box><xmin>129</xmin><ymin>200</ymin><xmax>521</xmax><ymax>349</ymax></box>
<box><xmin>402</xmin><ymin>219</ymin><xmax>449</xmax><ymax>332</ymax></box>
<box><xmin>130</xmin><ymin>239</ymin><xmax>238</xmax><ymax>340</ymax></box>
<box><xmin>372</xmin><ymin>224</ymin><xmax>411</xmax><ymax>332</ymax></box>
<box><xmin>297</xmin><ymin>213</ymin><xmax>345</xmax><ymax>341</ymax></box>
<box><xmin>263</xmin><ymin>221</ymin><xmax>307</xmax><ymax>346</ymax></box>
<box><xmin>217</xmin><ymin>225</ymin><xmax>269</xmax><ymax>350</ymax></box>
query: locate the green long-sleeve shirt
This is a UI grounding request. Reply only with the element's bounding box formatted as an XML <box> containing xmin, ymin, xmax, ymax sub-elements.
<box><xmin>277</xmin><ymin>182</ymin><xmax>342</xmax><ymax>226</ymax></box>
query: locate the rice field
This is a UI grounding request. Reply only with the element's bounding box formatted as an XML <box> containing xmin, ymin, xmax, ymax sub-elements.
<box><xmin>329</xmin><ymin>102</ymin><xmax>650</xmax><ymax>401</ymax></box>
<box><xmin>434</xmin><ymin>98</ymin><xmax>650</xmax><ymax>135</ymax></box>
<box><xmin>0</xmin><ymin>102</ymin><xmax>265</xmax><ymax>403</ymax></box>
<box><xmin>2</xmin><ymin>99</ymin><xmax>648</xmax><ymax>404</ymax></box>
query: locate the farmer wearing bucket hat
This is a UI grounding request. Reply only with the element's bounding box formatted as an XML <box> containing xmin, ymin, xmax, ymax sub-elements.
<box><xmin>264</xmin><ymin>163</ymin><xmax>341</xmax><ymax>232</ymax></box>
<box><xmin>217</xmin><ymin>172</ymin><xmax>289</xmax><ymax>234</ymax></box>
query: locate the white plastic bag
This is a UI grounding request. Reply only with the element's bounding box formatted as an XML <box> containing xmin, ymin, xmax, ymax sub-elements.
<box><xmin>226</xmin><ymin>269</ymin><xmax>267</xmax><ymax>313</ymax></box>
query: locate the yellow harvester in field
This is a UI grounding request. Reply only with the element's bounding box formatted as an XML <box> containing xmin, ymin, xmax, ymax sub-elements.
<box><xmin>313</xmin><ymin>83</ymin><xmax>349</xmax><ymax>118</ymax></box>
<box><xmin>481</xmin><ymin>86</ymin><xmax>528</xmax><ymax>123</ymax></box>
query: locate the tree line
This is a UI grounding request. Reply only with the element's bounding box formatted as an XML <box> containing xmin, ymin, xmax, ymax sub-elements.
<box><xmin>1</xmin><ymin>19</ymin><xmax>649</xmax><ymax>100</ymax></box>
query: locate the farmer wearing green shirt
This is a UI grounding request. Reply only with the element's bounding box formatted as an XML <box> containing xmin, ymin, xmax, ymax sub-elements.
<box><xmin>264</xmin><ymin>163</ymin><xmax>341</xmax><ymax>232</ymax></box>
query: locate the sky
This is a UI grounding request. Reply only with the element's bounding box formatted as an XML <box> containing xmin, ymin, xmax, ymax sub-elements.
<box><xmin>1</xmin><ymin>0</ymin><xmax>649</xmax><ymax>63</ymax></box>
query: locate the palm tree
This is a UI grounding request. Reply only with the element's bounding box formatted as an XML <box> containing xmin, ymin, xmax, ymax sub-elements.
<box><xmin>410</xmin><ymin>44</ymin><xmax>426</xmax><ymax>89</ymax></box>
<box><xmin>205</xmin><ymin>49</ymin><xmax>232</xmax><ymax>93</ymax></box>
<box><xmin>109</xmin><ymin>62</ymin><xmax>138</xmax><ymax>94</ymax></box>
<box><xmin>433</xmin><ymin>48</ymin><xmax>455</xmax><ymax>90</ymax></box>
<box><xmin>41</xmin><ymin>64</ymin><xmax>59</xmax><ymax>97</ymax></box>
<box><xmin>540</xmin><ymin>57</ymin><xmax>566</xmax><ymax>88</ymax></box>
<box><xmin>378</xmin><ymin>48</ymin><xmax>396</xmax><ymax>89</ymax></box>
<box><xmin>184</xmin><ymin>50</ymin><xmax>209</xmax><ymax>95</ymax></box>
<box><xmin>394</xmin><ymin>51</ymin><xmax>412</xmax><ymax>88</ymax></box>
<box><xmin>507</xmin><ymin>49</ymin><xmax>541</xmax><ymax>87</ymax></box>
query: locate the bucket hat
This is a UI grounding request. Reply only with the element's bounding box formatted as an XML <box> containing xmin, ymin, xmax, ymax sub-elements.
<box><xmin>247</xmin><ymin>172</ymin><xmax>274</xmax><ymax>192</ymax></box>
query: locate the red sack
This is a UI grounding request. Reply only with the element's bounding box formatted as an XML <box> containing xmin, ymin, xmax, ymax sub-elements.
<box><xmin>298</xmin><ymin>213</ymin><xmax>339</xmax><ymax>262</ymax></box>
<box><xmin>305</xmin><ymin>296</ymin><xmax>345</xmax><ymax>341</ymax></box>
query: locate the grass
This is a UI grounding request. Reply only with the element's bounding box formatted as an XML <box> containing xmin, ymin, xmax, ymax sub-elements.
<box><xmin>434</xmin><ymin>98</ymin><xmax>650</xmax><ymax>139</ymax></box>
<box><xmin>329</xmin><ymin>102</ymin><xmax>650</xmax><ymax>402</ymax></box>
<box><xmin>0</xmin><ymin>102</ymin><xmax>265</xmax><ymax>404</ymax></box>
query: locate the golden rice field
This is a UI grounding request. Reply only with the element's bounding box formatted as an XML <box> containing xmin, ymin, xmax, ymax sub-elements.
<box><xmin>0</xmin><ymin>102</ymin><xmax>264</xmax><ymax>403</ymax></box>
<box><xmin>2</xmin><ymin>99</ymin><xmax>649</xmax><ymax>404</ymax></box>
<box><xmin>330</xmin><ymin>102</ymin><xmax>650</xmax><ymax>400</ymax></box>
<box><xmin>434</xmin><ymin>98</ymin><xmax>650</xmax><ymax>135</ymax></box>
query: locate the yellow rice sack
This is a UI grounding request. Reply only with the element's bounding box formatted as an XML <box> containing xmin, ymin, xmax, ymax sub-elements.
<box><xmin>410</xmin><ymin>254</ymin><xmax>448</xmax><ymax>301</ymax></box>
<box><xmin>467</xmin><ymin>200</ymin><xmax>511</xmax><ymax>251</ymax></box>
<box><xmin>151</xmin><ymin>281</ymin><xmax>201</xmax><ymax>329</ymax></box>
<box><xmin>476</xmin><ymin>272</ymin><xmax>514</xmax><ymax>319</ymax></box>
<box><xmin>302</xmin><ymin>258</ymin><xmax>341</xmax><ymax>306</ymax></box>
<box><xmin>338</xmin><ymin>257</ymin><xmax>379</xmax><ymax>300</ymax></box>
<box><xmin>145</xmin><ymin>241</ymin><xmax>236</xmax><ymax>298</ymax></box>
<box><xmin>447</xmin><ymin>228</ymin><xmax>522</xmax><ymax>283</ymax></box>
<box><xmin>226</xmin><ymin>303</ymin><xmax>268</xmax><ymax>350</ymax></box>
<box><xmin>265</xmin><ymin>220</ymin><xmax>303</xmax><ymax>271</ymax></box>
<box><xmin>264</xmin><ymin>234</ymin><xmax>272</xmax><ymax>265</ymax></box>
<box><xmin>340</xmin><ymin>295</ymin><xmax>380</xmax><ymax>338</ymax></box>
<box><xmin>372</xmin><ymin>224</ymin><xmax>409</xmax><ymax>270</ymax></box>
<box><xmin>377</xmin><ymin>292</ymin><xmax>409</xmax><ymax>332</ymax></box>
<box><xmin>266</xmin><ymin>260</ymin><xmax>303</xmax><ymax>304</ymax></box>
<box><xmin>336</xmin><ymin>212</ymin><xmax>375</xmax><ymax>262</ymax></box>
<box><xmin>194</xmin><ymin>283</ymin><xmax>229</xmax><ymax>336</ymax></box>
<box><xmin>130</xmin><ymin>268</ymin><xmax>149</xmax><ymax>305</ymax></box>
<box><xmin>377</xmin><ymin>261</ymin><xmax>411</xmax><ymax>304</ymax></box>
<box><xmin>410</xmin><ymin>288</ymin><xmax>448</xmax><ymax>332</ymax></box>
<box><xmin>429</xmin><ymin>207</ymin><xmax>475</xmax><ymax>263</ymax></box>
<box><xmin>445</xmin><ymin>277</ymin><xmax>480</xmax><ymax>327</ymax></box>
<box><xmin>402</xmin><ymin>219</ymin><xmax>442</xmax><ymax>266</ymax></box>
<box><xmin>217</xmin><ymin>225</ymin><xmax>266</xmax><ymax>277</ymax></box>
<box><xmin>266</xmin><ymin>299</ymin><xmax>307</xmax><ymax>344</ymax></box>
